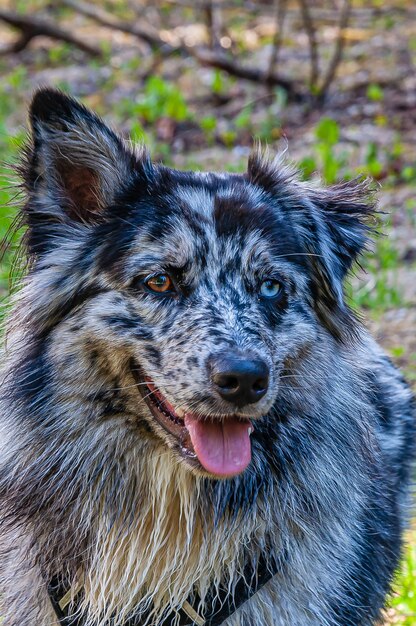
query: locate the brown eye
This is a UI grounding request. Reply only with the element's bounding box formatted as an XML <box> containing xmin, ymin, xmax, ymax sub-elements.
<box><xmin>145</xmin><ymin>274</ymin><xmax>175</xmax><ymax>294</ymax></box>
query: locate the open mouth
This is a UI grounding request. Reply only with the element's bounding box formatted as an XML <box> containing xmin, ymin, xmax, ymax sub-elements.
<box><xmin>132</xmin><ymin>367</ymin><xmax>253</xmax><ymax>478</ymax></box>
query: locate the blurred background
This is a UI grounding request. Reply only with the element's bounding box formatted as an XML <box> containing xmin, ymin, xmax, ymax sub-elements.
<box><xmin>0</xmin><ymin>0</ymin><xmax>415</xmax><ymax>622</ymax></box>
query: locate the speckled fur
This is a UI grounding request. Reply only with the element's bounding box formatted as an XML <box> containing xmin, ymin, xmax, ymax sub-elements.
<box><xmin>0</xmin><ymin>89</ymin><xmax>414</xmax><ymax>626</ymax></box>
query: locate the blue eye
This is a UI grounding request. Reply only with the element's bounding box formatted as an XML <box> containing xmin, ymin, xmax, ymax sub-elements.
<box><xmin>260</xmin><ymin>279</ymin><xmax>282</xmax><ymax>299</ymax></box>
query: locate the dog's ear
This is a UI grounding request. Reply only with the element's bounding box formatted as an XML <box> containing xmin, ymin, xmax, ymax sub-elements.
<box><xmin>247</xmin><ymin>152</ymin><xmax>376</xmax><ymax>340</ymax></box>
<box><xmin>22</xmin><ymin>89</ymin><xmax>153</xmax><ymax>254</ymax></box>
<box><xmin>301</xmin><ymin>181</ymin><xmax>376</xmax><ymax>340</ymax></box>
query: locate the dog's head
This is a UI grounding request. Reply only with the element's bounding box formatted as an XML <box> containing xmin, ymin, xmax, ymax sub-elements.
<box><xmin>17</xmin><ymin>88</ymin><xmax>375</xmax><ymax>479</ymax></box>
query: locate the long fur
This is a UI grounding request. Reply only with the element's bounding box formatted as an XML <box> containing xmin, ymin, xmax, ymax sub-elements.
<box><xmin>0</xmin><ymin>89</ymin><xmax>414</xmax><ymax>626</ymax></box>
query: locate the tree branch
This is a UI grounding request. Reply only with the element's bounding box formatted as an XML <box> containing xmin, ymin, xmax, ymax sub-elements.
<box><xmin>267</xmin><ymin>0</ymin><xmax>288</xmax><ymax>82</ymax></box>
<box><xmin>0</xmin><ymin>9</ymin><xmax>101</xmax><ymax>56</ymax></box>
<box><xmin>297</xmin><ymin>0</ymin><xmax>319</xmax><ymax>91</ymax></box>
<box><xmin>318</xmin><ymin>0</ymin><xmax>352</xmax><ymax>100</ymax></box>
<box><xmin>203</xmin><ymin>0</ymin><xmax>222</xmax><ymax>50</ymax></box>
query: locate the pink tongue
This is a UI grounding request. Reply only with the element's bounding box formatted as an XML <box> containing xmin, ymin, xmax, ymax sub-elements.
<box><xmin>184</xmin><ymin>414</ymin><xmax>252</xmax><ymax>477</ymax></box>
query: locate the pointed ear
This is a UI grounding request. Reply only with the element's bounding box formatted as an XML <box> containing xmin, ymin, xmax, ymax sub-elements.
<box><xmin>24</xmin><ymin>88</ymin><xmax>151</xmax><ymax>226</ymax></box>
<box><xmin>308</xmin><ymin>180</ymin><xmax>376</xmax><ymax>280</ymax></box>
<box><xmin>247</xmin><ymin>151</ymin><xmax>377</xmax><ymax>341</ymax></box>
<box><xmin>302</xmin><ymin>180</ymin><xmax>377</xmax><ymax>340</ymax></box>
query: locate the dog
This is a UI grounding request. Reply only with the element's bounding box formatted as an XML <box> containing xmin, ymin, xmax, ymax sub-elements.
<box><xmin>0</xmin><ymin>88</ymin><xmax>414</xmax><ymax>626</ymax></box>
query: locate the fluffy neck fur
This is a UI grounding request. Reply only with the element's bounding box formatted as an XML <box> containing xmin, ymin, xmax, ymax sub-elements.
<box><xmin>82</xmin><ymin>455</ymin><xmax>264</xmax><ymax>626</ymax></box>
<box><xmin>1</xmin><ymin>295</ymin><xmax>378</xmax><ymax>626</ymax></box>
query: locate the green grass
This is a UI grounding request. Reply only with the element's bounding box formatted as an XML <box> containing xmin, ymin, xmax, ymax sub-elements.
<box><xmin>347</xmin><ymin>235</ymin><xmax>404</xmax><ymax>313</ymax></box>
<box><xmin>0</xmin><ymin>69</ymin><xmax>414</xmax><ymax>625</ymax></box>
<box><xmin>387</xmin><ymin>526</ymin><xmax>416</xmax><ymax>624</ymax></box>
<box><xmin>0</xmin><ymin>154</ymin><xmax>23</xmax><ymax>300</ymax></box>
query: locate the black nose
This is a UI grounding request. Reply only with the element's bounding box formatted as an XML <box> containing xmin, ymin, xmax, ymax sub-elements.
<box><xmin>209</xmin><ymin>353</ymin><xmax>269</xmax><ymax>407</ymax></box>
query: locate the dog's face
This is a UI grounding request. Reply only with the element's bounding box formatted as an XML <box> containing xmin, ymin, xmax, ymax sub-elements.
<box><xmin>20</xmin><ymin>89</ymin><xmax>374</xmax><ymax>478</ymax></box>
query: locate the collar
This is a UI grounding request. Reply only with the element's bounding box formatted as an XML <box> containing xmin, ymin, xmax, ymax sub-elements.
<box><xmin>48</xmin><ymin>554</ymin><xmax>277</xmax><ymax>626</ymax></box>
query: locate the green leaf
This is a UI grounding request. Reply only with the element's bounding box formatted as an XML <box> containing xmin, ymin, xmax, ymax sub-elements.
<box><xmin>315</xmin><ymin>117</ymin><xmax>340</xmax><ymax>145</ymax></box>
<box><xmin>366</xmin><ymin>83</ymin><xmax>384</xmax><ymax>102</ymax></box>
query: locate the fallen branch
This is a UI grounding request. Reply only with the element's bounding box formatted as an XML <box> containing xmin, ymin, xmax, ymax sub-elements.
<box><xmin>0</xmin><ymin>9</ymin><xmax>101</xmax><ymax>56</ymax></box>
<box><xmin>61</xmin><ymin>0</ymin><xmax>174</xmax><ymax>52</ymax></box>
<box><xmin>192</xmin><ymin>48</ymin><xmax>303</xmax><ymax>99</ymax></box>
<box><xmin>161</xmin><ymin>0</ymin><xmax>284</xmax><ymax>10</ymax></box>
<box><xmin>63</xmin><ymin>0</ymin><xmax>304</xmax><ymax>100</ymax></box>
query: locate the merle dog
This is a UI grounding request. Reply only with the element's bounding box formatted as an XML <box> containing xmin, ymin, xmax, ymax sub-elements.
<box><xmin>0</xmin><ymin>88</ymin><xmax>414</xmax><ymax>626</ymax></box>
